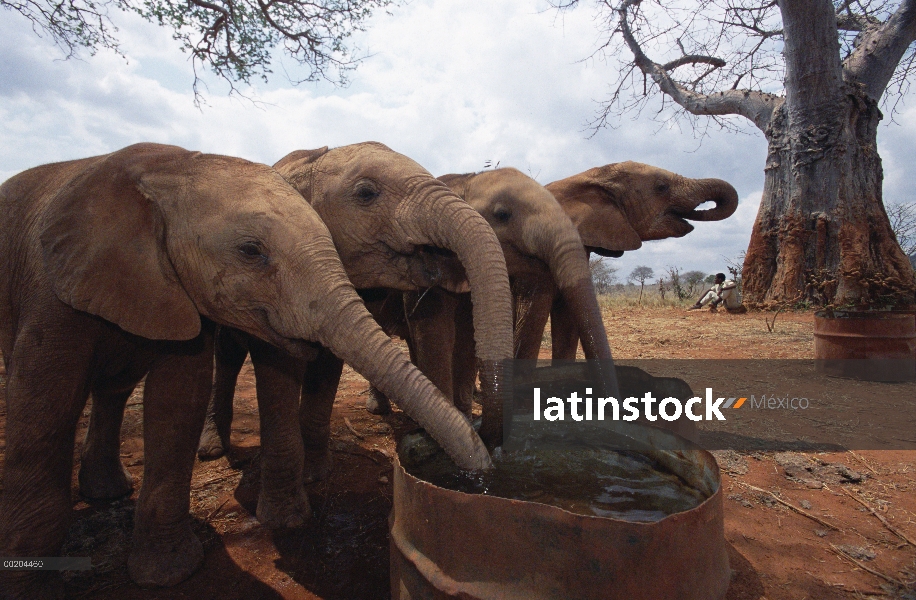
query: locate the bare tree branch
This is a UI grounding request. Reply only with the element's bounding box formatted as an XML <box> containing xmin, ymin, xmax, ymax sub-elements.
<box><xmin>616</xmin><ymin>0</ymin><xmax>780</xmax><ymax>131</ymax></box>
<box><xmin>835</xmin><ymin>4</ymin><xmax>884</xmax><ymax>32</ymax></box>
<box><xmin>3</xmin><ymin>0</ymin><xmax>123</xmax><ymax>57</ymax></box>
<box><xmin>556</xmin><ymin>0</ymin><xmax>916</xmax><ymax>129</ymax></box>
<box><xmin>844</xmin><ymin>0</ymin><xmax>916</xmax><ymax>98</ymax></box>
<box><xmin>887</xmin><ymin>201</ymin><xmax>916</xmax><ymax>256</ymax></box>
<box><xmin>662</xmin><ymin>54</ymin><xmax>726</xmax><ymax>70</ymax></box>
<box><xmin>780</xmin><ymin>0</ymin><xmax>847</xmax><ymax>117</ymax></box>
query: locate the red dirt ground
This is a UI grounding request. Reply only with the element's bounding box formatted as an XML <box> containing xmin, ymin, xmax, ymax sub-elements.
<box><xmin>1</xmin><ymin>306</ymin><xmax>915</xmax><ymax>599</ymax></box>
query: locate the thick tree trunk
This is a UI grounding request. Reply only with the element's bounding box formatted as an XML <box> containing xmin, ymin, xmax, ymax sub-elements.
<box><xmin>742</xmin><ymin>1</ymin><xmax>916</xmax><ymax>306</ymax></box>
<box><xmin>743</xmin><ymin>92</ymin><xmax>915</xmax><ymax>306</ymax></box>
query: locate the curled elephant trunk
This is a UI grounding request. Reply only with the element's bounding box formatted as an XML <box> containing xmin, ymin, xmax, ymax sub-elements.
<box><xmin>681</xmin><ymin>178</ymin><xmax>739</xmax><ymax>222</ymax></box>
<box><xmin>293</xmin><ymin>246</ymin><xmax>493</xmax><ymax>470</ymax></box>
<box><xmin>396</xmin><ymin>183</ymin><xmax>514</xmax><ymax>446</ymax></box>
<box><xmin>532</xmin><ymin>221</ymin><xmax>621</xmax><ymax>397</ymax></box>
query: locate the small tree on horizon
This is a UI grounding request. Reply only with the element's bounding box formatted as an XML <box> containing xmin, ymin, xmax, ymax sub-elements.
<box><xmin>590</xmin><ymin>257</ymin><xmax>619</xmax><ymax>294</ymax></box>
<box><xmin>628</xmin><ymin>265</ymin><xmax>654</xmax><ymax>303</ymax></box>
<box><xmin>682</xmin><ymin>270</ymin><xmax>707</xmax><ymax>297</ymax></box>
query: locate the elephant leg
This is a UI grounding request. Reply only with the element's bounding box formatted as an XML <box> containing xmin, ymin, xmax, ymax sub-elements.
<box><xmin>451</xmin><ymin>293</ymin><xmax>477</xmax><ymax>416</ymax></box>
<box><xmin>198</xmin><ymin>327</ymin><xmax>249</xmax><ymax>459</ymax></box>
<box><xmin>300</xmin><ymin>346</ymin><xmax>343</xmax><ymax>483</ymax></box>
<box><xmin>247</xmin><ymin>337</ymin><xmax>310</xmax><ymax>528</ymax></box>
<box><xmin>514</xmin><ymin>284</ymin><xmax>554</xmax><ymax>361</ymax></box>
<box><xmin>78</xmin><ymin>384</ymin><xmax>136</xmax><ymax>499</ymax></box>
<box><xmin>550</xmin><ymin>294</ymin><xmax>582</xmax><ymax>360</ymax></box>
<box><xmin>406</xmin><ymin>288</ymin><xmax>457</xmax><ymax>402</ymax></box>
<box><xmin>128</xmin><ymin>328</ymin><xmax>214</xmax><ymax>588</ymax></box>
<box><xmin>0</xmin><ymin>323</ymin><xmax>94</xmax><ymax>599</ymax></box>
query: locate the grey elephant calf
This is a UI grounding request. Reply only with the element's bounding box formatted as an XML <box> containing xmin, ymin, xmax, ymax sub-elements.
<box><xmin>189</xmin><ymin>142</ymin><xmax>514</xmax><ymax>482</ymax></box>
<box><xmin>0</xmin><ymin>143</ymin><xmax>491</xmax><ymax>598</ymax></box>
<box><xmin>368</xmin><ymin>164</ymin><xmax>737</xmax><ymax>443</ymax></box>
<box><xmin>368</xmin><ymin>168</ymin><xmax>620</xmax><ymax>445</ymax></box>
<box><xmin>78</xmin><ymin>142</ymin><xmax>514</xmax><ymax>510</ymax></box>
<box><xmin>545</xmin><ymin>161</ymin><xmax>739</xmax><ymax>358</ymax></box>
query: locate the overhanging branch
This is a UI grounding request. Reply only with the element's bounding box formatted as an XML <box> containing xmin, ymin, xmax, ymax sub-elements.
<box><xmin>662</xmin><ymin>54</ymin><xmax>726</xmax><ymax>71</ymax></box>
<box><xmin>3</xmin><ymin>0</ymin><xmax>389</xmax><ymax>104</ymax></box>
<box><xmin>844</xmin><ymin>0</ymin><xmax>916</xmax><ymax>99</ymax></box>
<box><xmin>616</xmin><ymin>0</ymin><xmax>779</xmax><ymax>131</ymax></box>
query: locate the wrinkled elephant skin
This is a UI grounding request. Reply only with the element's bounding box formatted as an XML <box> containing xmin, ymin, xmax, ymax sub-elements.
<box><xmin>191</xmin><ymin>143</ymin><xmax>514</xmax><ymax>485</ymax></box>
<box><xmin>374</xmin><ymin>168</ymin><xmax>620</xmax><ymax>446</ymax></box>
<box><xmin>0</xmin><ymin>143</ymin><xmax>492</xmax><ymax>598</ymax></box>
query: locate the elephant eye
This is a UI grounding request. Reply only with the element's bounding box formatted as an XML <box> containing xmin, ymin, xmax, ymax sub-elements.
<box><xmin>238</xmin><ymin>241</ymin><xmax>267</xmax><ymax>260</ymax></box>
<box><xmin>655</xmin><ymin>182</ymin><xmax>670</xmax><ymax>193</ymax></box>
<box><xmin>493</xmin><ymin>207</ymin><xmax>512</xmax><ymax>223</ymax></box>
<box><xmin>354</xmin><ymin>180</ymin><xmax>380</xmax><ymax>203</ymax></box>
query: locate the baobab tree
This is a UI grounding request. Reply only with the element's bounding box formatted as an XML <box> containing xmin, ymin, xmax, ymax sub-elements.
<box><xmin>556</xmin><ymin>0</ymin><xmax>916</xmax><ymax>306</ymax></box>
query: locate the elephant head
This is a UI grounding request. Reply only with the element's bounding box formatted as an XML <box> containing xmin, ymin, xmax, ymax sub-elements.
<box><xmin>545</xmin><ymin>161</ymin><xmax>739</xmax><ymax>257</ymax></box>
<box><xmin>439</xmin><ymin>168</ymin><xmax>616</xmax><ymax>381</ymax></box>
<box><xmin>39</xmin><ymin>143</ymin><xmax>492</xmax><ymax>470</ymax></box>
<box><xmin>273</xmin><ymin>143</ymin><xmax>515</xmax><ymax>419</ymax></box>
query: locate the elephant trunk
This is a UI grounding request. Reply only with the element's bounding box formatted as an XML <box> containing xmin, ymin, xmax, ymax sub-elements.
<box><xmin>531</xmin><ymin>219</ymin><xmax>621</xmax><ymax>397</ymax></box>
<box><xmin>396</xmin><ymin>182</ymin><xmax>514</xmax><ymax>446</ymax></box>
<box><xmin>681</xmin><ymin>178</ymin><xmax>739</xmax><ymax>222</ymax></box>
<box><xmin>289</xmin><ymin>243</ymin><xmax>493</xmax><ymax>470</ymax></box>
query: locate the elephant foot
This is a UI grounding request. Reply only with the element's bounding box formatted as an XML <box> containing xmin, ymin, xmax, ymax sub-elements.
<box><xmin>78</xmin><ymin>457</ymin><xmax>134</xmax><ymax>499</ymax></box>
<box><xmin>0</xmin><ymin>571</ymin><xmax>66</xmax><ymax>600</ymax></box>
<box><xmin>302</xmin><ymin>448</ymin><xmax>333</xmax><ymax>484</ymax></box>
<box><xmin>256</xmin><ymin>488</ymin><xmax>311</xmax><ymax>529</ymax></box>
<box><xmin>197</xmin><ymin>425</ymin><xmax>228</xmax><ymax>460</ymax></box>
<box><xmin>365</xmin><ymin>387</ymin><xmax>392</xmax><ymax>415</ymax></box>
<box><xmin>128</xmin><ymin>523</ymin><xmax>204</xmax><ymax>588</ymax></box>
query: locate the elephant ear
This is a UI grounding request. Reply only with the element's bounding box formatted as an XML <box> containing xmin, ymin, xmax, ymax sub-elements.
<box><xmin>39</xmin><ymin>143</ymin><xmax>202</xmax><ymax>341</ymax></box>
<box><xmin>437</xmin><ymin>173</ymin><xmax>477</xmax><ymax>199</ymax></box>
<box><xmin>273</xmin><ymin>147</ymin><xmax>330</xmax><ymax>201</ymax></box>
<box><xmin>548</xmin><ymin>175</ymin><xmax>643</xmax><ymax>252</ymax></box>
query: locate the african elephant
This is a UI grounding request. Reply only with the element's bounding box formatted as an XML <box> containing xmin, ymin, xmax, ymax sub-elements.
<box><xmin>545</xmin><ymin>161</ymin><xmax>739</xmax><ymax>359</ymax></box>
<box><xmin>186</xmin><ymin>143</ymin><xmax>514</xmax><ymax>474</ymax></box>
<box><xmin>368</xmin><ymin>168</ymin><xmax>620</xmax><ymax>445</ymax></box>
<box><xmin>0</xmin><ymin>143</ymin><xmax>492</xmax><ymax>597</ymax></box>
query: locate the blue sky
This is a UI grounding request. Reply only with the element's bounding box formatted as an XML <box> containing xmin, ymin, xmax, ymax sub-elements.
<box><xmin>1</xmin><ymin>0</ymin><xmax>914</xmax><ymax>281</ymax></box>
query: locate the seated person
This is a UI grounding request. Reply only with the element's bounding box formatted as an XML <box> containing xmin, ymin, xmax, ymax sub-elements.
<box><xmin>688</xmin><ymin>273</ymin><xmax>741</xmax><ymax>311</ymax></box>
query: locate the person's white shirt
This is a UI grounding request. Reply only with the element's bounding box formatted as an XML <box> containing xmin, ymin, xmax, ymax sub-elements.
<box><xmin>698</xmin><ymin>279</ymin><xmax>740</xmax><ymax>308</ymax></box>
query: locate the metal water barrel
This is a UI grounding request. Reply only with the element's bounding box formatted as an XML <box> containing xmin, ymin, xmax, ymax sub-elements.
<box><xmin>390</xmin><ymin>428</ymin><xmax>730</xmax><ymax>600</ymax></box>
<box><xmin>814</xmin><ymin>310</ymin><xmax>916</xmax><ymax>381</ymax></box>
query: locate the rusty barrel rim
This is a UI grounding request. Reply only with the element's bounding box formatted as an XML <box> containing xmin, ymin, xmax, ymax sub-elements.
<box><xmin>390</xmin><ymin>425</ymin><xmax>730</xmax><ymax>600</ymax></box>
<box><xmin>814</xmin><ymin>310</ymin><xmax>916</xmax><ymax>334</ymax></box>
<box><xmin>813</xmin><ymin>310</ymin><xmax>916</xmax><ymax>381</ymax></box>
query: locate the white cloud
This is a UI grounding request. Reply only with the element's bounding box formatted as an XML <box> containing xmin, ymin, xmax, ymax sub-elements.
<box><xmin>1</xmin><ymin>0</ymin><xmax>913</xmax><ymax>274</ymax></box>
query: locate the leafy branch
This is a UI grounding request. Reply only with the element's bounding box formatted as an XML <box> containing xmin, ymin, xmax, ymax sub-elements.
<box><xmin>3</xmin><ymin>0</ymin><xmax>393</xmax><ymax>102</ymax></box>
